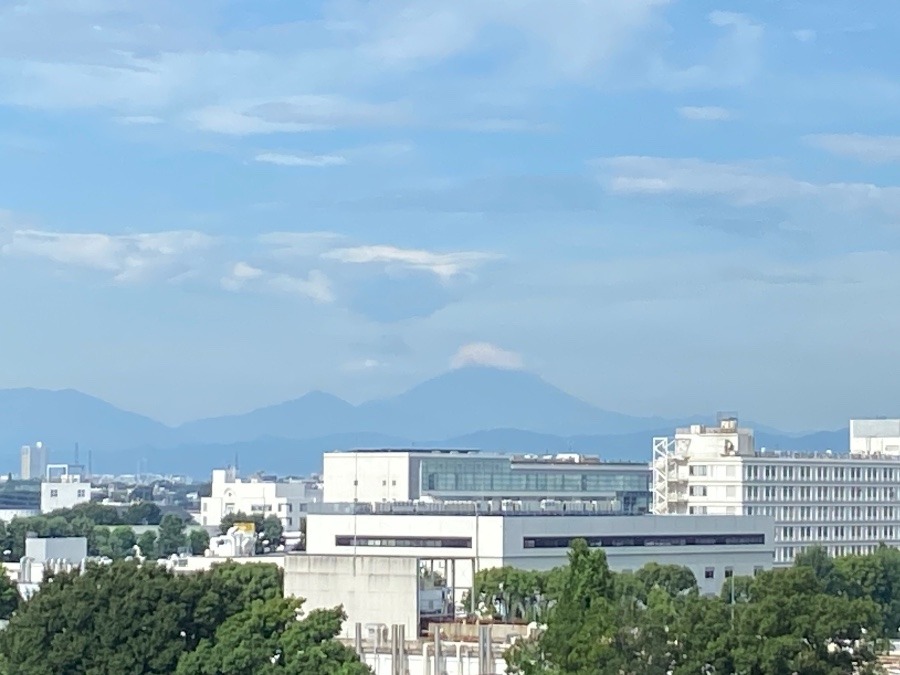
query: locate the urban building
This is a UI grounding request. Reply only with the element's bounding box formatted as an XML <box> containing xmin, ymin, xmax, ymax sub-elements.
<box><xmin>323</xmin><ymin>449</ymin><xmax>651</xmax><ymax>514</ymax></box>
<box><xmin>199</xmin><ymin>468</ymin><xmax>322</xmax><ymax>530</ymax></box>
<box><xmin>0</xmin><ymin>481</ymin><xmax>41</xmax><ymax>521</ymax></box>
<box><xmin>653</xmin><ymin>416</ymin><xmax>900</xmax><ymax>564</ymax></box>
<box><xmin>304</xmin><ymin>501</ymin><xmax>774</xmax><ymax>596</ymax></box>
<box><xmin>20</xmin><ymin>442</ymin><xmax>48</xmax><ymax>481</ymax></box>
<box><xmin>40</xmin><ymin>470</ymin><xmax>91</xmax><ymax>513</ymax></box>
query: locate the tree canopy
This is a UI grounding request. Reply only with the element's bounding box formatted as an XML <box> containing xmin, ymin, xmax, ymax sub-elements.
<box><xmin>0</xmin><ymin>560</ymin><xmax>367</xmax><ymax>675</ymax></box>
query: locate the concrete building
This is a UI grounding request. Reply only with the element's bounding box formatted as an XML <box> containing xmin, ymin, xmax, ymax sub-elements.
<box><xmin>20</xmin><ymin>442</ymin><xmax>48</xmax><ymax>481</ymax></box>
<box><xmin>199</xmin><ymin>468</ymin><xmax>322</xmax><ymax>530</ymax></box>
<box><xmin>653</xmin><ymin>416</ymin><xmax>900</xmax><ymax>564</ymax></box>
<box><xmin>323</xmin><ymin>449</ymin><xmax>651</xmax><ymax>514</ymax></box>
<box><xmin>305</xmin><ymin>502</ymin><xmax>774</xmax><ymax>596</ymax></box>
<box><xmin>40</xmin><ymin>471</ymin><xmax>91</xmax><ymax>513</ymax></box>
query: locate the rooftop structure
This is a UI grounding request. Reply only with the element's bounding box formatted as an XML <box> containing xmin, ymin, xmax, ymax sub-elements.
<box><xmin>323</xmin><ymin>449</ymin><xmax>650</xmax><ymax>514</ymax></box>
<box><xmin>653</xmin><ymin>416</ymin><xmax>900</xmax><ymax>564</ymax></box>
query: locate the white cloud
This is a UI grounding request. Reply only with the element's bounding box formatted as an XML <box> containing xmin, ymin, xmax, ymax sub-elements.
<box><xmin>259</xmin><ymin>232</ymin><xmax>347</xmax><ymax>257</ymax></box>
<box><xmin>254</xmin><ymin>152</ymin><xmax>347</xmax><ymax>167</ymax></box>
<box><xmin>115</xmin><ymin>115</ymin><xmax>164</xmax><ymax>125</ymax></box>
<box><xmin>221</xmin><ymin>262</ymin><xmax>334</xmax><ymax>303</ymax></box>
<box><xmin>793</xmin><ymin>29</ymin><xmax>816</xmax><ymax>43</ymax></box>
<box><xmin>450</xmin><ymin>342</ymin><xmax>523</xmax><ymax>370</ymax></box>
<box><xmin>1</xmin><ymin>229</ymin><xmax>214</xmax><ymax>282</ymax></box>
<box><xmin>805</xmin><ymin>133</ymin><xmax>900</xmax><ymax>164</ymax></box>
<box><xmin>597</xmin><ymin>155</ymin><xmax>900</xmax><ymax>213</ymax></box>
<box><xmin>677</xmin><ymin>106</ymin><xmax>731</xmax><ymax>121</ymax></box>
<box><xmin>322</xmin><ymin>244</ymin><xmax>499</xmax><ymax>280</ymax></box>
<box><xmin>342</xmin><ymin>358</ymin><xmax>383</xmax><ymax>372</ymax></box>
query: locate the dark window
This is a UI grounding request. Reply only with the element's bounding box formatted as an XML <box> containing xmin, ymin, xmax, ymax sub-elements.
<box><xmin>522</xmin><ymin>533</ymin><xmax>765</xmax><ymax>549</ymax></box>
<box><xmin>704</xmin><ymin>567</ymin><xmax>715</xmax><ymax>579</ymax></box>
<box><xmin>336</xmin><ymin>535</ymin><xmax>472</xmax><ymax>549</ymax></box>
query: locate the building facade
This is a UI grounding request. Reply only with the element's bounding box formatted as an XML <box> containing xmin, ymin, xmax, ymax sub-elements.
<box><xmin>323</xmin><ymin>449</ymin><xmax>651</xmax><ymax>514</ymax></box>
<box><xmin>40</xmin><ymin>472</ymin><xmax>91</xmax><ymax>513</ymax></box>
<box><xmin>305</xmin><ymin>502</ymin><xmax>774</xmax><ymax>595</ymax></box>
<box><xmin>200</xmin><ymin>468</ymin><xmax>322</xmax><ymax>531</ymax></box>
<box><xmin>653</xmin><ymin>417</ymin><xmax>900</xmax><ymax>564</ymax></box>
<box><xmin>20</xmin><ymin>442</ymin><xmax>48</xmax><ymax>481</ymax></box>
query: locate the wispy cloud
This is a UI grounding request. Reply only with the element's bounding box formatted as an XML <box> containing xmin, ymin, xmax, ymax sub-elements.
<box><xmin>793</xmin><ymin>29</ymin><xmax>816</xmax><ymax>43</ymax></box>
<box><xmin>254</xmin><ymin>152</ymin><xmax>347</xmax><ymax>167</ymax></box>
<box><xmin>322</xmin><ymin>244</ymin><xmax>500</xmax><ymax>281</ymax></box>
<box><xmin>451</xmin><ymin>342</ymin><xmax>523</xmax><ymax>370</ymax></box>
<box><xmin>1</xmin><ymin>229</ymin><xmax>214</xmax><ymax>283</ymax></box>
<box><xmin>115</xmin><ymin>115</ymin><xmax>164</xmax><ymax>126</ymax></box>
<box><xmin>221</xmin><ymin>262</ymin><xmax>334</xmax><ymax>303</ymax></box>
<box><xmin>597</xmin><ymin>155</ymin><xmax>900</xmax><ymax>213</ymax></box>
<box><xmin>677</xmin><ymin>106</ymin><xmax>731</xmax><ymax>121</ymax></box>
<box><xmin>805</xmin><ymin>133</ymin><xmax>900</xmax><ymax>164</ymax></box>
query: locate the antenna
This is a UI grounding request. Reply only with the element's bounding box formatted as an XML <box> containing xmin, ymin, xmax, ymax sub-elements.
<box><xmin>88</xmin><ymin>448</ymin><xmax>92</xmax><ymax>479</ymax></box>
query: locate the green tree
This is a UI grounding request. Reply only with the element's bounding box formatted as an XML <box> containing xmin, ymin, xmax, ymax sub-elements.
<box><xmin>124</xmin><ymin>502</ymin><xmax>162</xmax><ymax>526</ymax></box>
<box><xmin>137</xmin><ymin>530</ymin><xmax>158</xmax><ymax>559</ymax></box>
<box><xmin>634</xmin><ymin>563</ymin><xmax>697</xmax><ymax>599</ymax></box>
<box><xmin>0</xmin><ymin>563</ymin><xmax>20</xmax><ymax>620</ymax></box>
<box><xmin>157</xmin><ymin>515</ymin><xmax>187</xmax><ymax>557</ymax></box>
<box><xmin>188</xmin><ymin>529</ymin><xmax>210</xmax><ymax>556</ymax></box>
<box><xmin>219</xmin><ymin>512</ymin><xmax>284</xmax><ymax>553</ymax></box>
<box><xmin>108</xmin><ymin>526</ymin><xmax>138</xmax><ymax>559</ymax></box>
<box><xmin>175</xmin><ymin>598</ymin><xmax>371</xmax><ymax>675</ymax></box>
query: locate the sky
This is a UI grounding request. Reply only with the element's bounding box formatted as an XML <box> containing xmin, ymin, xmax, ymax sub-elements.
<box><xmin>1</xmin><ymin>0</ymin><xmax>899</xmax><ymax>431</ymax></box>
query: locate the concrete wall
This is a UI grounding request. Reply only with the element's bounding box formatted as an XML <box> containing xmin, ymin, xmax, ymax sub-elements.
<box><xmin>25</xmin><ymin>537</ymin><xmax>87</xmax><ymax>564</ymax></box>
<box><xmin>284</xmin><ymin>554</ymin><xmax>421</xmax><ymax>639</ymax></box>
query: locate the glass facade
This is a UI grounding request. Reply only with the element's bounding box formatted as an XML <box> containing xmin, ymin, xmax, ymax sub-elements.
<box><xmin>419</xmin><ymin>456</ymin><xmax>650</xmax><ymax>514</ymax></box>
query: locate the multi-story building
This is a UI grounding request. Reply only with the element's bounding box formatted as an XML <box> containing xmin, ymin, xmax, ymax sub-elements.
<box><xmin>653</xmin><ymin>416</ymin><xmax>900</xmax><ymax>564</ymax></box>
<box><xmin>323</xmin><ymin>449</ymin><xmax>651</xmax><ymax>514</ymax></box>
<box><xmin>20</xmin><ymin>442</ymin><xmax>48</xmax><ymax>481</ymax></box>
<box><xmin>200</xmin><ymin>468</ymin><xmax>322</xmax><ymax>531</ymax></box>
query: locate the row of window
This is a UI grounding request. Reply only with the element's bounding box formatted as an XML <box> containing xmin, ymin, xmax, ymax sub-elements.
<box><xmin>744</xmin><ymin>485</ymin><xmax>897</xmax><ymax>502</ymax></box>
<box><xmin>776</xmin><ymin>525</ymin><xmax>897</xmax><ymax>542</ymax></box>
<box><xmin>776</xmin><ymin>543</ymin><xmax>883</xmax><ymax>563</ymax></box>
<box><xmin>744</xmin><ymin>505</ymin><xmax>898</xmax><ymax>521</ymax></box>
<box><xmin>689</xmin><ymin>463</ymin><xmax>899</xmax><ymax>482</ymax></box>
<box><xmin>47</xmin><ymin>489</ymin><xmax>86</xmax><ymax>498</ymax></box>
<box><xmin>335</xmin><ymin>536</ymin><xmax>473</xmax><ymax>548</ymax></box>
<box><xmin>522</xmin><ymin>534</ymin><xmax>765</xmax><ymax>549</ymax></box>
<box><xmin>704</xmin><ymin>566</ymin><xmax>765</xmax><ymax>579</ymax></box>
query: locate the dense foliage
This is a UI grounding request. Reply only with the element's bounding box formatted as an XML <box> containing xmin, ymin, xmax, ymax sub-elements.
<box><xmin>0</xmin><ymin>560</ymin><xmax>368</xmax><ymax>675</ymax></box>
<box><xmin>0</xmin><ymin>504</ymin><xmax>210</xmax><ymax>560</ymax></box>
<box><xmin>472</xmin><ymin>541</ymin><xmax>891</xmax><ymax>675</ymax></box>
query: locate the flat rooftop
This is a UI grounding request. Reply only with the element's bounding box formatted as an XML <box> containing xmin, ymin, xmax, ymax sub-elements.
<box><xmin>331</xmin><ymin>448</ymin><xmax>646</xmax><ymax>466</ymax></box>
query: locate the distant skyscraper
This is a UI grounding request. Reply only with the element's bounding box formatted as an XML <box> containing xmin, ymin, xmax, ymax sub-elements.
<box><xmin>20</xmin><ymin>442</ymin><xmax>48</xmax><ymax>480</ymax></box>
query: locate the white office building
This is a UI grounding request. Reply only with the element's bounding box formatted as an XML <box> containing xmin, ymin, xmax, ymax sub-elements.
<box><xmin>305</xmin><ymin>501</ymin><xmax>774</xmax><ymax>596</ymax></box>
<box><xmin>200</xmin><ymin>468</ymin><xmax>322</xmax><ymax>530</ymax></box>
<box><xmin>653</xmin><ymin>416</ymin><xmax>900</xmax><ymax>564</ymax></box>
<box><xmin>20</xmin><ymin>442</ymin><xmax>48</xmax><ymax>481</ymax></box>
<box><xmin>323</xmin><ymin>449</ymin><xmax>651</xmax><ymax>514</ymax></box>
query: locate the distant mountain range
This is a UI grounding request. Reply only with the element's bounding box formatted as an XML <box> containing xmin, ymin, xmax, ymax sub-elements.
<box><xmin>0</xmin><ymin>367</ymin><xmax>849</xmax><ymax>478</ymax></box>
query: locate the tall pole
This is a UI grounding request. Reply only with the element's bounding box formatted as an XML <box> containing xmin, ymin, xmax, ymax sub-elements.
<box><xmin>730</xmin><ymin>573</ymin><xmax>735</xmax><ymax>627</ymax></box>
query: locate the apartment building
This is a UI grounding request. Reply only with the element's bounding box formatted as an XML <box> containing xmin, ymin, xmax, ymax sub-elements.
<box><xmin>653</xmin><ymin>416</ymin><xmax>900</xmax><ymax>564</ymax></box>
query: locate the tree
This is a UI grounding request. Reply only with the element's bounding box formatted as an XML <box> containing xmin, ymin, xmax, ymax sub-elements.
<box><xmin>188</xmin><ymin>529</ymin><xmax>210</xmax><ymax>556</ymax></box>
<box><xmin>108</xmin><ymin>526</ymin><xmax>138</xmax><ymax>559</ymax></box>
<box><xmin>219</xmin><ymin>512</ymin><xmax>284</xmax><ymax>553</ymax></box>
<box><xmin>137</xmin><ymin>530</ymin><xmax>158</xmax><ymax>559</ymax></box>
<box><xmin>634</xmin><ymin>563</ymin><xmax>697</xmax><ymax>599</ymax></box>
<box><xmin>0</xmin><ymin>560</ymin><xmax>353</xmax><ymax>675</ymax></box>
<box><xmin>157</xmin><ymin>515</ymin><xmax>187</xmax><ymax>557</ymax></box>
<box><xmin>124</xmin><ymin>502</ymin><xmax>163</xmax><ymax>526</ymax></box>
<box><xmin>175</xmin><ymin>599</ymin><xmax>371</xmax><ymax>675</ymax></box>
<box><xmin>0</xmin><ymin>563</ymin><xmax>19</xmax><ymax>620</ymax></box>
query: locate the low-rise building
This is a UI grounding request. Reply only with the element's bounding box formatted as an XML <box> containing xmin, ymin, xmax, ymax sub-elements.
<box><xmin>199</xmin><ymin>468</ymin><xmax>321</xmax><ymax>530</ymax></box>
<box><xmin>305</xmin><ymin>501</ymin><xmax>774</xmax><ymax>596</ymax></box>
<box><xmin>40</xmin><ymin>471</ymin><xmax>91</xmax><ymax>513</ymax></box>
<box><xmin>323</xmin><ymin>449</ymin><xmax>651</xmax><ymax>513</ymax></box>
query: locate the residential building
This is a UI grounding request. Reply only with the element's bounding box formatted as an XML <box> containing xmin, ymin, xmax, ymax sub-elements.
<box><xmin>199</xmin><ymin>468</ymin><xmax>322</xmax><ymax>530</ymax></box>
<box><xmin>653</xmin><ymin>416</ymin><xmax>900</xmax><ymax>564</ymax></box>
<box><xmin>304</xmin><ymin>501</ymin><xmax>774</xmax><ymax>596</ymax></box>
<box><xmin>40</xmin><ymin>471</ymin><xmax>91</xmax><ymax>513</ymax></box>
<box><xmin>323</xmin><ymin>449</ymin><xmax>651</xmax><ymax>514</ymax></box>
<box><xmin>20</xmin><ymin>442</ymin><xmax>48</xmax><ymax>481</ymax></box>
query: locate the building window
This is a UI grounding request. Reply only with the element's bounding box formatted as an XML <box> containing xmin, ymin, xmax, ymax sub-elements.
<box><xmin>689</xmin><ymin>486</ymin><xmax>708</xmax><ymax>497</ymax></box>
<box><xmin>202</xmin><ymin>503</ymin><xmax>207</xmax><ymax>512</ymax></box>
<box><xmin>336</xmin><ymin>535</ymin><xmax>472</xmax><ymax>548</ymax></box>
<box><xmin>76</xmin><ymin>489</ymin><xmax>85</xmax><ymax>498</ymax></box>
<box><xmin>689</xmin><ymin>465</ymin><xmax>708</xmax><ymax>477</ymax></box>
<box><xmin>50</xmin><ymin>489</ymin><xmax>58</xmax><ymax>498</ymax></box>
<box><xmin>753</xmin><ymin>566</ymin><xmax>763</xmax><ymax>576</ymax></box>
<box><xmin>724</xmin><ymin>567</ymin><xmax>734</xmax><ymax>578</ymax></box>
<box><xmin>522</xmin><ymin>534</ymin><xmax>765</xmax><ymax>549</ymax></box>
<box><xmin>704</xmin><ymin>567</ymin><xmax>715</xmax><ymax>579</ymax></box>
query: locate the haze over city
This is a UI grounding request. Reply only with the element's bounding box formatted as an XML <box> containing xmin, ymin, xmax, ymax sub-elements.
<box><xmin>2</xmin><ymin>1</ymin><xmax>899</xmax><ymax>432</ymax></box>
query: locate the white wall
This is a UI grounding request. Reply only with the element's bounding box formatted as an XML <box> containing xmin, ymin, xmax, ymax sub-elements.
<box><xmin>323</xmin><ymin>452</ymin><xmax>414</xmax><ymax>503</ymax></box>
<box><xmin>40</xmin><ymin>481</ymin><xmax>90</xmax><ymax>513</ymax></box>
<box><xmin>284</xmin><ymin>554</ymin><xmax>421</xmax><ymax>639</ymax></box>
<box><xmin>25</xmin><ymin>537</ymin><xmax>87</xmax><ymax>564</ymax></box>
<box><xmin>201</xmin><ymin>471</ymin><xmax>319</xmax><ymax>529</ymax></box>
<box><xmin>0</xmin><ymin>509</ymin><xmax>38</xmax><ymax>521</ymax></box>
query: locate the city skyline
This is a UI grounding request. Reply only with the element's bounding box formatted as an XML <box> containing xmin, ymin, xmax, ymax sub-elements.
<box><xmin>1</xmin><ymin>1</ymin><xmax>899</xmax><ymax>429</ymax></box>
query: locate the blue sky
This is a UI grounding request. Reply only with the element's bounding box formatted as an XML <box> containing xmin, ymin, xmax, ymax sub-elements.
<box><xmin>1</xmin><ymin>0</ymin><xmax>899</xmax><ymax>430</ymax></box>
